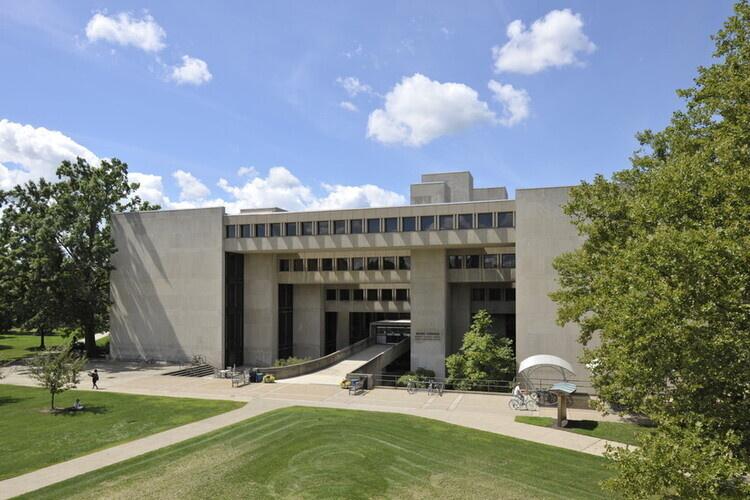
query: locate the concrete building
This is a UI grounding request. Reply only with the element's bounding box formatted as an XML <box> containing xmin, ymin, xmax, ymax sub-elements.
<box><xmin>110</xmin><ymin>171</ymin><xmax>585</xmax><ymax>380</ymax></box>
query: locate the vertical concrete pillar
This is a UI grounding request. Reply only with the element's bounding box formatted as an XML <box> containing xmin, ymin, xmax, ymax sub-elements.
<box><xmin>410</xmin><ymin>248</ymin><xmax>449</xmax><ymax>378</ymax></box>
<box><xmin>244</xmin><ymin>254</ymin><xmax>278</xmax><ymax>366</ymax></box>
<box><xmin>293</xmin><ymin>285</ymin><xmax>324</xmax><ymax>358</ymax></box>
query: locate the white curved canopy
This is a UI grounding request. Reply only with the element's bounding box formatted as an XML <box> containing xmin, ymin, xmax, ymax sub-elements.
<box><xmin>518</xmin><ymin>354</ymin><xmax>576</xmax><ymax>380</ymax></box>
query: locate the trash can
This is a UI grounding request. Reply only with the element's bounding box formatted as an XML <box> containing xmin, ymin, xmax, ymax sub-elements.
<box><xmin>255</xmin><ymin>372</ymin><xmax>265</xmax><ymax>383</ymax></box>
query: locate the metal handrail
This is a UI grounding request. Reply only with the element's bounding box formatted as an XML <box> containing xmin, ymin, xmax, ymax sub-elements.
<box><xmin>362</xmin><ymin>373</ymin><xmax>596</xmax><ymax>394</ymax></box>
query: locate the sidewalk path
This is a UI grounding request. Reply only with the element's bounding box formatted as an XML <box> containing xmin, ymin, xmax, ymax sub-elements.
<box><xmin>0</xmin><ymin>364</ymin><xmax>627</xmax><ymax>498</ymax></box>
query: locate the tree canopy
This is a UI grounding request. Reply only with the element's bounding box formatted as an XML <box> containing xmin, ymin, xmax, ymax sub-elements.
<box><xmin>551</xmin><ymin>2</ymin><xmax>750</xmax><ymax>497</ymax></box>
<box><xmin>0</xmin><ymin>158</ymin><xmax>158</xmax><ymax>356</ymax></box>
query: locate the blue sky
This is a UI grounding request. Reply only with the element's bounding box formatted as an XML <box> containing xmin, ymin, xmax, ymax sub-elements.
<box><xmin>0</xmin><ymin>1</ymin><xmax>736</xmax><ymax>211</ymax></box>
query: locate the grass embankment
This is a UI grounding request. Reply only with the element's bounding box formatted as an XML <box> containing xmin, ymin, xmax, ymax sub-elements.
<box><xmin>515</xmin><ymin>416</ymin><xmax>653</xmax><ymax>446</ymax></box>
<box><xmin>0</xmin><ymin>332</ymin><xmax>66</xmax><ymax>361</ymax></box>
<box><xmin>25</xmin><ymin>407</ymin><xmax>613</xmax><ymax>500</ymax></box>
<box><xmin>0</xmin><ymin>384</ymin><xmax>243</xmax><ymax>480</ymax></box>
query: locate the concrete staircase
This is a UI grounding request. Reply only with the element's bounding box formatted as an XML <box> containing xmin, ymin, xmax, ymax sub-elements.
<box><xmin>162</xmin><ymin>364</ymin><xmax>215</xmax><ymax>377</ymax></box>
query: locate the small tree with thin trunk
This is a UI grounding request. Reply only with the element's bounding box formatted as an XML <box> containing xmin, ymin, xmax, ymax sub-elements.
<box><xmin>27</xmin><ymin>347</ymin><xmax>87</xmax><ymax>410</ymax></box>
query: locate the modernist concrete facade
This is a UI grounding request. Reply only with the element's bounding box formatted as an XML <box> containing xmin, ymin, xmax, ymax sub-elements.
<box><xmin>110</xmin><ymin>172</ymin><xmax>586</xmax><ymax>380</ymax></box>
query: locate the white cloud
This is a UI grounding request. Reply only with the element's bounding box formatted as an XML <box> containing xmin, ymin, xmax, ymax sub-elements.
<box><xmin>129</xmin><ymin>172</ymin><xmax>167</xmax><ymax>205</ymax></box>
<box><xmin>336</xmin><ymin>76</ymin><xmax>373</xmax><ymax>97</ymax></box>
<box><xmin>310</xmin><ymin>183</ymin><xmax>406</xmax><ymax>210</ymax></box>
<box><xmin>339</xmin><ymin>101</ymin><xmax>358</xmax><ymax>112</ymax></box>
<box><xmin>0</xmin><ymin>119</ymin><xmax>99</xmax><ymax>190</ymax></box>
<box><xmin>172</xmin><ymin>169</ymin><xmax>210</xmax><ymax>201</ymax></box>
<box><xmin>488</xmin><ymin>80</ymin><xmax>530</xmax><ymax>126</ymax></box>
<box><xmin>492</xmin><ymin>9</ymin><xmax>595</xmax><ymax>74</ymax></box>
<box><xmin>170</xmin><ymin>55</ymin><xmax>212</xmax><ymax>85</ymax></box>
<box><xmin>236</xmin><ymin>166</ymin><xmax>258</xmax><ymax>178</ymax></box>
<box><xmin>366</xmin><ymin>73</ymin><xmax>496</xmax><ymax>147</ymax></box>
<box><xmin>85</xmin><ymin>12</ymin><xmax>166</xmax><ymax>53</ymax></box>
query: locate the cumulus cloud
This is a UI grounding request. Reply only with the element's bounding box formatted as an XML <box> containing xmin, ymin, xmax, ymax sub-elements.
<box><xmin>85</xmin><ymin>12</ymin><xmax>166</xmax><ymax>52</ymax></box>
<box><xmin>492</xmin><ymin>9</ymin><xmax>595</xmax><ymax>74</ymax></box>
<box><xmin>310</xmin><ymin>183</ymin><xmax>406</xmax><ymax>210</ymax></box>
<box><xmin>173</xmin><ymin>169</ymin><xmax>210</xmax><ymax>201</ymax></box>
<box><xmin>488</xmin><ymin>80</ymin><xmax>530</xmax><ymax>126</ymax></box>
<box><xmin>366</xmin><ymin>73</ymin><xmax>496</xmax><ymax>147</ymax></box>
<box><xmin>128</xmin><ymin>172</ymin><xmax>167</xmax><ymax>205</ymax></box>
<box><xmin>170</xmin><ymin>55</ymin><xmax>212</xmax><ymax>85</ymax></box>
<box><xmin>336</xmin><ymin>76</ymin><xmax>373</xmax><ymax>97</ymax></box>
<box><xmin>236</xmin><ymin>166</ymin><xmax>258</xmax><ymax>177</ymax></box>
<box><xmin>0</xmin><ymin>119</ymin><xmax>99</xmax><ymax>190</ymax></box>
<box><xmin>339</xmin><ymin>101</ymin><xmax>358</xmax><ymax>112</ymax></box>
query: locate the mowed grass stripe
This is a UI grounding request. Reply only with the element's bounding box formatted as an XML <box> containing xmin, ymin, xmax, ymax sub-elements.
<box><xmin>22</xmin><ymin>406</ymin><xmax>612</xmax><ymax>500</ymax></box>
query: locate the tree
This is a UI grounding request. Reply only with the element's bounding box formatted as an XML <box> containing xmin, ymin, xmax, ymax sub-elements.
<box><xmin>0</xmin><ymin>158</ymin><xmax>158</xmax><ymax>356</ymax></box>
<box><xmin>551</xmin><ymin>2</ymin><xmax>750</xmax><ymax>497</ymax></box>
<box><xmin>446</xmin><ymin>310</ymin><xmax>515</xmax><ymax>389</ymax></box>
<box><xmin>27</xmin><ymin>346</ymin><xmax>87</xmax><ymax>410</ymax></box>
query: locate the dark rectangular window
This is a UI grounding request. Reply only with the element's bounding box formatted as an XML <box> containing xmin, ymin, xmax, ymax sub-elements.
<box><xmin>279</xmin><ymin>259</ymin><xmax>290</xmax><ymax>272</ymax></box>
<box><xmin>381</xmin><ymin>289</ymin><xmax>393</xmax><ymax>301</ymax></box>
<box><xmin>366</xmin><ymin>289</ymin><xmax>379</xmax><ymax>301</ymax></box>
<box><xmin>270</xmin><ymin>223</ymin><xmax>281</xmax><ymax>237</ymax></box>
<box><xmin>367</xmin><ymin>218</ymin><xmax>380</xmax><ymax>233</ymax></box>
<box><xmin>367</xmin><ymin>256</ymin><xmax>380</xmax><ymax>270</ymax></box>
<box><xmin>439</xmin><ymin>215</ymin><xmax>454</xmax><ymax>230</ymax></box>
<box><xmin>489</xmin><ymin>288</ymin><xmax>503</xmax><ymax>301</ymax></box>
<box><xmin>326</xmin><ymin>289</ymin><xmax>337</xmax><ymax>301</ymax></box>
<box><xmin>402</xmin><ymin>216</ymin><xmax>416</xmax><ymax>232</ymax></box>
<box><xmin>278</xmin><ymin>284</ymin><xmax>293</xmax><ymax>359</ymax></box>
<box><xmin>339</xmin><ymin>289</ymin><xmax>350</xmax><ymax>301</ymax></box>
<box><xmin>293</xmin><ymin>259</ymin><xmax>304</xmax><ymax>271</ymax></box>
<box><xmin>285</xmin><ymin>222</ymin><xmax>297</xmax><ymax>236</ymax></box>
<box><xmin>448</xmin><ymin>255</ymin><xmax>463</xmax><ymax>269</ymax></box>
<box><xmin>395</xmin><ymin>289</ymin><xmax>409</xmax><ymax>301</ymax></box>
<box><xmin>301</xmin><ymin>221</ymin><xmax>313</xmax><ymax>235</ymax></box>
<box><xmin>240</xmin><ymin>224</ymin><xmax>251</xmax><ymax>238</ymax></box>
<box><xmin>382</xmin><ymin>256</ymin><xmax>396</xmax><ymax>270</ymax></box>
<box><xmin>384</xmin><ymin>217</ymin><xmax>398</xmax><ymax>232</ymax></box>
<box><xmin>336</xmin><ymin>258</ymin><xmax>349</xmax><ymax>271</ymax></box>
<box><xmin>321</xmin><ymin>258</ymin><xmax>333</xmax><ymax>271</ymax></box>
<box><xmin>398</xmin><ymin>256</ymin><xmax>411</xmax><ymax>270</ymax></box>
<box><xmin>466</xmin><ymin>255</ymin><xmax>480</xmax><ymax>269</ymax></box>
<box><xmin>505</xmin><ymin>288</ymin><xmax>516</xmax><ymax>301</ymax></box>
<box><xmin>254</xmin><ymin>224</ymin><xmax>266</xmax><ymax>237</ymax></box>
<box><xmin>497</xmin><ymin>211</ymin><xmax>514</xmax><ymax>228</ymax></box>
<box><xmin>225</xmin><ymin>225</ymin><xmax>236</xmax><ymax>238</ymax></box>
<box><xmin>483</xmin><ymin>254</ymin><xmax>498</xmax><ymax>269</ymax></box>
<box><xmin>353</xmin><ymin>289</ymin><xmax>364</xmax><ymax>301</ymax></box>
<box><xmin>307</xmin><ymin>258</ymin><xmax>318</xmax><ymax>271</ymax></box>
<box><xmin>420</xmin><ymin>215</ymin><xmax>434</xmax><ymax>231</ymax></box>
<box><xmin>458</xmin><ymin>214</ymin><xmax>473</xmax><ymax>229</ymax></box>
<box><xmin>471</xmin><ymin>288</ymin><xmax>485</xmax><ymax>301</ymax></box>
<box><xmin>350</xmin><ymin>219</ymin><xmax>363</xmax><ymax>234</ymax></box>
<box><xmin>352</xmin><ymin>257</ymin><xmax>364</xmax><ymax>271</ymax></box>
<box><xmin>501</xmin><ymin>253</ymin><xmax>516</xmax><ymax>268</ymax></box>
<box><xmin>317</xmin><ymin>221</ymin><xmax>329</xmax><ymax>235</ymax></box>
<box><xmin>333</xmin><ymin>220</ymin><xmax>346</xmax><ymax>234</ymax></box>
<box><xmin>477</xmin><ymin>212</ymin><xmax>493</xmax><ymax>229</ymax></box>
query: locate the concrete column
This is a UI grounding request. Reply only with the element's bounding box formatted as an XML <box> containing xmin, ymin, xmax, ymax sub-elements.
<box><xmin>293</xmin><ymin>285</ymin><xmax>324</xmax><ymax>358</ymax></box>
<box><xmin>410</xmin><ymin>248</ymin><xmax>449</xmax><ymax>378</ymax></box>
<box><xmin>244</xmin><ymin>254</ymin><xmax>278</xmax><ymax>366</ymax></box>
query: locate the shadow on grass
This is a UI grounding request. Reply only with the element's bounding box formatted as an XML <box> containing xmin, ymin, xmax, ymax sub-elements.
<box><xmin>0</xmin><ymin>344</ymin><xmax>11</xmax><ymax>351</ymax></box>
<box><xmin>566</xmin><ymin>420</ymin><xmax>599</xmax><ymax>431</ymax></box>
<box><xmin>55</xmin><ymin>406</ymin><xmax>110</xmax><ymax>416</ymax></box>
<box><xmin>0</xmin><ymin>396</ymin><xmax>25</xmax><ymax>406</ymax></box>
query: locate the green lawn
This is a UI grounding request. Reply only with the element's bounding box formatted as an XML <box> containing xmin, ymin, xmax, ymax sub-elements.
<box><xmin>515</xmin><ymin>416</ymin><xmax>653</xmax><ymax>446</ymax></box>
<box><xmin>0</xmin><ymin>333</ymin><xmax>66</xmax><ymax>361</ymax></box>
<box><xmin>0</xmin><ymin>384</ymin><xmax>243</xmax><ymax>480</ymax></box>
<box><xmin>25</xmin><ymin>407</ymin><xmax>613</xmax><ymax>500</ymax></box>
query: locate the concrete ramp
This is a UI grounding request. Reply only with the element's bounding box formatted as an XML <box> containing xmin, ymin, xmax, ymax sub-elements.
<box><xmin>279</xmin><ymin>344</ymin><xmax>393</xmax><ymax>385</ymax></box>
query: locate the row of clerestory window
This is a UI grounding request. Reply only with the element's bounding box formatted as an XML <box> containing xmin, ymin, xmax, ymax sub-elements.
<box><xmin>279</xmin><ymin>256</ymin><xmax>411</xmax><ymax>272</ymax></box>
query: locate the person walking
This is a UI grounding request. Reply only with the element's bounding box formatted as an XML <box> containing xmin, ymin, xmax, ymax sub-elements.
<box><xmin>89</xmin><ymin>369</ymin><xmax>100</xmax><ymax>390</ymax></box>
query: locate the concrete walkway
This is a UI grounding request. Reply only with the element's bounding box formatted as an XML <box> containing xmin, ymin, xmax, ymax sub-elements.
<box><xmin>0</xmin><ymin>362</ymin><xmax>629</xmax><ymax>498</ymax></box>
<box><xmin>279</xmin><ymin>343</ymin><xmax>392</xmax><ymax>385</ymax></box>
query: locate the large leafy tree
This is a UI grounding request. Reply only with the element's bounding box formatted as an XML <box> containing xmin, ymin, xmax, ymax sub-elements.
<box><xmin>551</xmin><ymin>2</ymin><xmax>750</xmax><ymax>497</ymax></box>
<box><xmin>0</xmin><ymin>158</ymin><xmax>158</xmax><ymax>356</ymax></box>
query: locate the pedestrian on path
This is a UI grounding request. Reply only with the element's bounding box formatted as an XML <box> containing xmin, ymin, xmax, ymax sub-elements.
<box><xmin>89</xmin><ymin>369</ymin><xmax>100</xmax><ymax>390</ymax></box>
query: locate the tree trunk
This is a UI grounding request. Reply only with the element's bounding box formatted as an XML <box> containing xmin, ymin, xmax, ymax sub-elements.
<box><xmin>84</xmin><ymin>323</ymin><xmax>96</xmax><ymax>358</ymax></box>
<box><xmin>51</xmin><ymin>392</ymin><xmax>55</xmax><ymax>410</ymax></box>
<box><xmin>39</xmin><ymin>328</ymin><xmax>46</xmax><ymax>349</ymax></box>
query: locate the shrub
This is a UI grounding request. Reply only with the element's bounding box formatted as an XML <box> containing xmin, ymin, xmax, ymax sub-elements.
<box><xmin>340</xmin><ymin>379</ymin><xmax>351</xmax><ymax>389</ymax></box>
<box><xmin>273</xmin><ymin>356</ymin><xmax>311</xmax><ymax>367</ymax></box>
<box><xmin>396</xmin><ymin>367</ymin><xmax>435</xmax><ymax>387</ymax></box>
<box><xmin>262</xmin><ymin>374</ymin><xmax>276</xmax><ymax>383</ymax></box>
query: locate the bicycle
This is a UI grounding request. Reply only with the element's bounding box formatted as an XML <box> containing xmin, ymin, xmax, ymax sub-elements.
<box><xmin>427</xmin><ymin>380</ymin><xmax>444</xmax><ymax>396</ymax></box>
<box><xmin>508</xmin><ymin>393</ymin><xmax>538</xmax><ymax>411</ymax></box>
<box><xmin>407</xmin><ymin>380</ymin><xmax>418</xmax><ymax>394</ymax></box>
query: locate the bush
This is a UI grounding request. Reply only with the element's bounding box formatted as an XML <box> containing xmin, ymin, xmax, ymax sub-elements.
<box><xmin>340</xmin><ymin>379</ymin><xmax>351</xmax><ymax>389</ymax></box>
<box><xmin>262</xmin><ymin>374</ymin><xmax>276</xmax><ymax>384</ymax></box>
<box><xmin>273</xmin><ymin>356</ymin><xmax>311</xmax><ymax>367</ymax></box>
<box><xmin>396</xmin><ymin>368</ymin><xmax>435</xmax><ymax>387</ymax></box>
